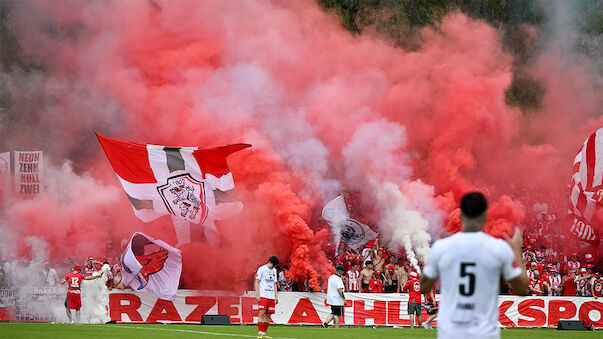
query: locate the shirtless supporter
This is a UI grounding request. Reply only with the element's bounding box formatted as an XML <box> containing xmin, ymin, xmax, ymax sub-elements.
<box><xmin>359</xmin><ymin>261</ymin><xmax>374</xmax><ymax>293</ymax></box>
<box><xmin>371</xmin><ymin>245</ymin><xmax>386</xmax><ymax>273</ymax></box>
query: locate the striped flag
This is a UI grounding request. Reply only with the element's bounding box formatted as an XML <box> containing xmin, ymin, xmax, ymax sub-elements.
<box><xmin>97</xmin><ymin>134</ymin><xmax>250</xmax><ymax>246</ymax></box>
<box><xmin>569</xmin><ymin>128</ymin><xmax>603</xmax><ymax>245</ymax></box>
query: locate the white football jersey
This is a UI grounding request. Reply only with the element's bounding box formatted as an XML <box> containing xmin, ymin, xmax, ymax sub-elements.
<box><xmin>424</xmin><ymin>232</ymin><xmax>522</xmax><ymax>339</ymax></box>
<box><xmin>256</xmin><ymin>265</ymin><xmax>277</xmax><ymax>299</ymax></box>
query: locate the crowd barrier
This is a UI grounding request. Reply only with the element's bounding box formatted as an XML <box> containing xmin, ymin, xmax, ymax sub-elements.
<box><xmin>107</xmin><ymin>290</ymin><xmax>603</xmax><ymax>328</ymax></box>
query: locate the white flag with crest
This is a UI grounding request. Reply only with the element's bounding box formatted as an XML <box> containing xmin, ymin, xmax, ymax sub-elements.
<box><xmin>322</xmin><ymin>195</ymin><xmax>377</xmax><ymax>253</ymax></box>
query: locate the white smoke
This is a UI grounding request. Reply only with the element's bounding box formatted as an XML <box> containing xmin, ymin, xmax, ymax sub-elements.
<box><xmin>373</xmin><ymin>181</ymin><xmax>432</xmax><ymax>272</ymax></box>
<box><xmin>80</xmin><ymin>263</ymin><xmax>111</xmax><ymax>324</ymax></box>
<box><xmin>341</xmin><ymin>119</ymin><xmax>442</xmax><ymax>269</ymax></box>
<box><xmin>197</xmin><ymin>63</ymin><xmax>342</xmax><ymax>200</ymax></box>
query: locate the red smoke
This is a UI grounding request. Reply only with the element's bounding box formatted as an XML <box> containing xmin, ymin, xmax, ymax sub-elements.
<box><xmin>1</xmin><ymin>0</ymin><xmax>600</xmax><ymax>289</ymax></box>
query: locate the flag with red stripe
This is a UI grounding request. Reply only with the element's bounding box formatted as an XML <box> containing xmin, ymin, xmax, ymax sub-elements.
<box><xmin>569</xmin><ymin>128</ymin><xmax>603</xmax><ymax>245</ymax></box>
<box><xmin>120</xmin><ymin>232</ymin><xmax>182</xmax><ymax>300</ymax></box>
<box><xmin>97</xmin><ymin>134</ymin><xmax>250</xmax><ymax>244</ymax></box>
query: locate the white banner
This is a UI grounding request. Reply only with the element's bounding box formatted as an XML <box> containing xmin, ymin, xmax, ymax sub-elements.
<box><xmin>14</xmin><ymin>151</ymin><xmax>43</xmax><ymax>195</ymax></box>
<box><xmin>107</xmin><ymin>290</ymin><xmax>603</xmax><ymax>328</ymax></box>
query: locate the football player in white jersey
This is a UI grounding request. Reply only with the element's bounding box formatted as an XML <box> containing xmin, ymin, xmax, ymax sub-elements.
<box><xmin>420</xmin><ymin>192</ymin><xmax>529</xmax><ymax>339</ymax></box>
<box><xmin>255</xmin><ymin>256</ymin><xmax>279</xmax><ymax>339</ymax></box>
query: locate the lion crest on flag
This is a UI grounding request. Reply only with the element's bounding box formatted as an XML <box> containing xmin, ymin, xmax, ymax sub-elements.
<box><xmin>340</xmin><ymin>219</ymin><xmax>367</xmax><ymax>246</ymax></box>
<box><xmin>158</xmin><ymin>174</ymin><xmax>207</xmax><ymax>223</ymax></box>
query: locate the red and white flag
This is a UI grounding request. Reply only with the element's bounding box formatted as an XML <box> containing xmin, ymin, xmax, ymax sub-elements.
<box><xmin>97</xmin><ymin>134</ymin><xmax>250</xmax><ymax>246</ymax></box>
<box><xmin>569</xmin><ymin>128</ymin><xmax>603</xmax><ymax>245</ymax></box>
<box><xmin>120</xmin><ymin>232</ymin><xmax>181</xmax><ymax>300</ymax></box>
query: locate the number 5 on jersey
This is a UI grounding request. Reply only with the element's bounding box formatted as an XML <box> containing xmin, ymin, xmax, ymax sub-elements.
<box><xmin>459</xmin><ymin>262</ymin><xmax>475</xmax><ymax>296</ymax></box>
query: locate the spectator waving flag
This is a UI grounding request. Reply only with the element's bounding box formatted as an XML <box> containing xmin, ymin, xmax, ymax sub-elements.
<box><xmin>120</xmin><ymin>232</ymin><xmax>181</xmax><ymax>300</ymax></box>
<box><xmin>569</xmin><ymin>128</ymin><xmax>603</xmax><ymax>245</ymax></box>
<box><xmin>97</xmin><ymin>134</ymin><xmax>250</xmax><ymax>246</ymax></box>
<box><xmin>322</xmin><ymin>195</ymin><xmax>377</xmax><ymax>253</ymax></box>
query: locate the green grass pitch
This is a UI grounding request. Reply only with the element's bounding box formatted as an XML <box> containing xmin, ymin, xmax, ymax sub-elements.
<box><xmin>0</xmin><ymin>323</ymin><xmax>599</xmax><ymax>338</ymax></box>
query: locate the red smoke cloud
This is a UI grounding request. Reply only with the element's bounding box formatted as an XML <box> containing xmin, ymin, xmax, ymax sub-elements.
<box><xmin>1</xmin><ymin>0</ymin><xmax>600</xmax><ymax>289</ymax></box>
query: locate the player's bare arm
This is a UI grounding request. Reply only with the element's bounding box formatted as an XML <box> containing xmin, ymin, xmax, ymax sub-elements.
<box><xmin>543</xmin><ymin>281</ymin><xmax>551</xmax><ymax>294</ymax></box>
<box><xmin>396</xmin><ymin>271</ymin><xmax>401</xmax><ymax>293</ymax></box>
<box><xmin>575</xmin><ymin>274</ymin><xmax>592</xmax><ymax>282</ymax></box>
<box><xmin>274</xmin><ymin>281</ymin><xmax>278</xmax><ymax>305</ymax></box>
<box><xmin>503</xmin><ymin>228</ymin><xmax>529</xmax><ymax>295</ymax></box>
<box><xmin>254</xmin><ymin>278</ymin><xmax>261</xmax><ymax>302</ymax></box>
<box><xmin>85</xmin><ymin>274</ymin><xmax>102</xmax><ymax>280</ymax></box>
<box><xmin>397</xmin><ymin>268</ymin><xmax>406</xmax><ymax>292</ymax></box>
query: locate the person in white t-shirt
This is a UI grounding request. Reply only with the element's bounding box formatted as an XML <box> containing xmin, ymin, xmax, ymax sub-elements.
<box><xmin>322</xmin><ymin>266</ymin><xmax>346</xmax><ymax>328</ymax></box>
<box><xmin>254</xmin><ymin>256</ymin><xmax>279</xmax><ymax>339</ymax></box>
<box><xmin>43</xmin><ymin>261</ymin><xmax>60</xmax><ymax>287</ymax></box>
<box><xmin>421</xmin><ymin>192</ymin><xmax>529</xmax><ymax>339</ymax></box>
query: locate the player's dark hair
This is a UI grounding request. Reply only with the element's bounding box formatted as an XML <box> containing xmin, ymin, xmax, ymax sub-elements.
<box><xmin>269</xmin><ymin>256</ymin><xmax>279</xmax><ymax>266</ymax></box>
<box><xmin>335</xmin><ymin>266</ymin><xmax>344</xmax><ymax>272</ymax></box>
<box><xmin>365</xmin><ymin>261</ymin><xmax>373</xmax><ymax>266</ymax></box>
<box><xmin>283</xmin><ymin>264</ymin><xmax>289</xmax><ymax>270</ymax></box>
<box><xmin>460</xmin><ymin>192</ymin><xmax>488</xmax><ymax>218</ymax></box>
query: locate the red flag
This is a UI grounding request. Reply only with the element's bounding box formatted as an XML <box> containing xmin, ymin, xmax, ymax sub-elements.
<box><xmin>568</xmin><ymin>128</ymin><xmax>603</xmax><ymax>245</ymax></box>
<box><xmin>97</xmin><ymin>134</ymin><xmax>250</xmax><ymax>245</ymax></box>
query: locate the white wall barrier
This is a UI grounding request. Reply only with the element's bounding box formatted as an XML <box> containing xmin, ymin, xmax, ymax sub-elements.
<box><xmin>107</xmin><ymin>290</ymin><xmax>603</xmax><ymax>328</ymax></box>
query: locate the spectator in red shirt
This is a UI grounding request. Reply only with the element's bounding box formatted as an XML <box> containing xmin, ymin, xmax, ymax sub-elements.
<box><xmin>534</xmin><ymin>255</ymin><xmax>546</xmax><ymax>276</ymax></box>
<box><xmin>563</xmin><ymin>271</ymin><xmax>577</xmax><ymax>296</ymax></box>
<box><xmin>61</xmin><ymin>265</ymin><xmax>101</xmax><ymax>323</ymax></box>
<box><xmin>541</xmin><ymin>265</ymin><xmax>552</xmax><ymax>285</ymax></box>
<box><xmin>402</xmin><ymin>271</ymin><xmax>422</xmax><ymax>329</ymax></box>
<box><xmin>368</xmin><ymin>271</ymin><xmax>384</xmax><ymax>293</ymax></box>
<box><xmin>83</xmin><ymin>256</ymin><xmax>98</xmax><ymax>277</ymax></box>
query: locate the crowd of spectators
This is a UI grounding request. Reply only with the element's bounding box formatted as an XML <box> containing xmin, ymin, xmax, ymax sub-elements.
<box><xmin>0</xmin><ymin>238</ymin><xmax>127</xmax><ymax>291</ymax></box>
<box><xmin>296</xmin><ymin>202</ymin><xmax>602</xmax><ymax>298</ymax></box>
